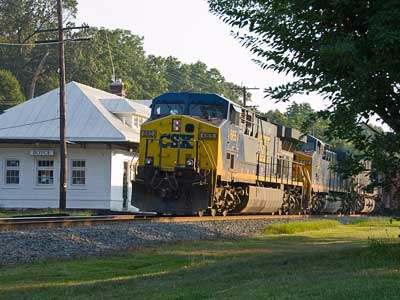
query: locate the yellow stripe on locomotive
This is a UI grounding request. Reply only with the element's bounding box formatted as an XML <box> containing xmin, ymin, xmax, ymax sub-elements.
<box><xmin>131</xmin><ymin>92</ymin><xmax>376</xmax><ymax>216</ymax></box>
<box><xmin>138</xmin><ymin>115</ymin><xmax>219</xmax><ymax>172</ymax></box>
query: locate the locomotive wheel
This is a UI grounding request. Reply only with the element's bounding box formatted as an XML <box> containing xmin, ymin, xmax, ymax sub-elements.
<box><xmin>198</xmin><ymin>210</ymin><xmax>204</xmax><ymax>217</ymax></box>
<box><xmin>222</xmin><ymin>210</ymin><xmax>228</xmax><ymax>217</ymax></box>
<box><xmin>211</xmin><ymin>208</ymin><xmax>217</xmax><ymax>217</ymax></box>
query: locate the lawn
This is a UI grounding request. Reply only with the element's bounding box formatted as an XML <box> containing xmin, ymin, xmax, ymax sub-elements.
<box><xmin>1</xmin><ymin>219</ymin><xmax>400</xmax><ymax>300</ymax></box>
<box><xmin>0</xmin><ymin>208</ymin><xmax>93</xmax><ymax>218</ymax></box>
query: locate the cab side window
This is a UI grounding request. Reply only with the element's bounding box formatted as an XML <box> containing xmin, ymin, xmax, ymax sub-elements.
<box><xmin>229</xmin><ymin>104</ymin><xmax>240</xmax><ymax>125</ymax></box>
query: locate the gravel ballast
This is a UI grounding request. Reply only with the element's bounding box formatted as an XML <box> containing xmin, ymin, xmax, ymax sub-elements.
<box><xmin>0</xmin><ymin>217</ymin><xmax>358</xmax><ymax>265</ymax></box>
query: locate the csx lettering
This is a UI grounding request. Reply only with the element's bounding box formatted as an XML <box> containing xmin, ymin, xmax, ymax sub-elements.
<box><xmin>159</xmin><ymin>134</ymin><xmax>194</xmax><ymax>149</ymax></box>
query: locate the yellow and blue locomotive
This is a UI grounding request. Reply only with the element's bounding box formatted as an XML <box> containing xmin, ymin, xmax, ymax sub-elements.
<box><xmin>131</xmin><ymin>92</ymin><xmax>375</xmax><ymax>216</ymax></box>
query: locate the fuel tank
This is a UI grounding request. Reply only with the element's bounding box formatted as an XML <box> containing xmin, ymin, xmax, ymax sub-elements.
<box><xmin>236</xmin><ymin>186</ymin><xmax>284</xmax><ymax>214</ymax></box>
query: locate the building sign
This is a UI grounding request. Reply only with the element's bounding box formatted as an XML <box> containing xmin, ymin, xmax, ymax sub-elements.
<box><xmin>30</xmin><ymin>149</ymin><xmax>54</xmax><ymax>156</ymax></box>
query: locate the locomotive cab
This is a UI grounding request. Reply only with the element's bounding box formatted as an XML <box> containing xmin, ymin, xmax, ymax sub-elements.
<box><xmin>131</xmin><ymin>93</ymin><xmax>229</xmax><ymax>215</ymax></box>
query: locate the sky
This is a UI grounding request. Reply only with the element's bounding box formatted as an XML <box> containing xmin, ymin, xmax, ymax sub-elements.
<box><xmin>76</xmin><ymin>0</ymin><xmax>327</xmax><ymax>114</ymax></box>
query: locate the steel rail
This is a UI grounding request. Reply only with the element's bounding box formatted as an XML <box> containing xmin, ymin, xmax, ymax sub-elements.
<box><xmin>0</xmin><ymin>214</ymin><xmax>361</xmax><ymax>231</ymax></box>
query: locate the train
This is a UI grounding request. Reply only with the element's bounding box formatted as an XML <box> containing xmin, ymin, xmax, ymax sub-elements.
<box><xmin>131</xmin><ymin>92</ymin><xmax>376</xmax><ymax>216</ymax></box>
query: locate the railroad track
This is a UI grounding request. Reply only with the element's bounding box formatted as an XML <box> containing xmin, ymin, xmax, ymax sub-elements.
<box><xmin>0</xmin><ymin>214</ymin><xmax>362</xmax><ymax>231</ymax></box>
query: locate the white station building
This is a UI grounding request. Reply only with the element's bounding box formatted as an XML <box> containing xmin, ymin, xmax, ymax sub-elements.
<box><xmin>0</xmin><ymin>81</ymin><xmax>150</xmax><ymax>211</ymax></box>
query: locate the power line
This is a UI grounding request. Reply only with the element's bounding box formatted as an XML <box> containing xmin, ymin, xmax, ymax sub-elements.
<box><xmin>0</xmin><ymin>38</ymin><xmax>90</xmax><ymax>46</ymax></box>
<box><xmin>231</xmin><ymin>86</ymin><xmax>259</xmax><ymax>107</ymax></box>
<box><xmin>34</xmin><ymin>25</ymin><xmax>89</xmax><ymax>34</ymax></box>
<box><xmin>165</xmin><ymin>69</ymin><xmax>227</xmax><ymax>92</ymax></box>
<box><xmin>0</xmin><ymin>117</ymin><xmax>59</xmax><ymax>131</ymax></box>
<box><xmin>0</xmin><ymin>41</ymin><xmax>62</xmax><ymax>46</ymax></box>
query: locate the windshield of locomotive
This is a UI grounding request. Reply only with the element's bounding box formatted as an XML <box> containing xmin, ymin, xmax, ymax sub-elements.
<box><xmin>152</xmin><ymin>103</ymin><xmax>185</xmax><ymax>118</ymax></box>
<box><xmin>189</xmin><ymin>104</ymin><xmax>226</xmax><ymax>119</ymax></box>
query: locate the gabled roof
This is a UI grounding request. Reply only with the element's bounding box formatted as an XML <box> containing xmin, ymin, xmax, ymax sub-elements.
<box><xmin>0</xmin><ymin>81</ymin><xmax>150</xmax><ymax>143</ymax></box>
<box><xmin>131</xmin><ymin>100</ymin><xmax>152</xmax><ymax>108</ymax></box>
<box><xmin>100</xmin><ymin>98</ymin><xmax>150</xmax><ymax>116</ymax></box>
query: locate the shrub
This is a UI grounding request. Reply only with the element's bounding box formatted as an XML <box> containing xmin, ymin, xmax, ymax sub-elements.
<box><xmin>264</xmin><ymin>220</ymin><xmax>341</xmax><ymax>235</ymax></box>
<box><xmin>0</xmin><ymin>69</ymin><xmax>25</xmax><ymax>112</ymax></box>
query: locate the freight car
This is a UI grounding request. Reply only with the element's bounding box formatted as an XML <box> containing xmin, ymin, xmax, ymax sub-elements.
<box><xmin>131</xmin><ymin>92</ymin><xmax>375</xmax><ymax>216</ymax></box>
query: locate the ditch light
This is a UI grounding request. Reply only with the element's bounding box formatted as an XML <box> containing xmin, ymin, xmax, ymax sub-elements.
<box><xmin>172</xmin><ymin>119</ymin><xmax>181</xmax><ymax>132</ymax></box>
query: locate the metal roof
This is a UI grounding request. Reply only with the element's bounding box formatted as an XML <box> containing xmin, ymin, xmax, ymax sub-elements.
<box><xmin>131</xmin><ymin>99</ymin><xmax>152</xmax><ymax>108</ymax></box>
<box><xmin>100</xmin><ymin>99</ymin><xmax>150</xmax><ymax>116</ymax></box>
<box><xmin>0</xmin><ymin>82</ymin><xmax>150</xmax><ymax>143</ymax></box>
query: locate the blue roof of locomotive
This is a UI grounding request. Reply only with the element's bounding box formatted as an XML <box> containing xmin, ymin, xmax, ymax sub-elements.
<box><xmin>152</xmin><ymin>92</ymin><xmax>237</xmax><ymax>107</ymax></box>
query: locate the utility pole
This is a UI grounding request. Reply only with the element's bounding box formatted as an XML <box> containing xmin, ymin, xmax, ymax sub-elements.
<box><xmin>57</xmin><ymin>0</ymin><xmax>67</xmax><ymax>210</ymax></box>
<box><xmin>231</xmin><ymin>86</ymin><xmax>259</xmax><ymax>107</ymax></box>
<box><xmin>241</xmin><ymin>86</ymin><xmax>259</xmax><ymax>107</ymax></box>
<box><xmin>35</xmin><ymin>4</ymin><xmax>90</xmax><ymax>210</ymax></box>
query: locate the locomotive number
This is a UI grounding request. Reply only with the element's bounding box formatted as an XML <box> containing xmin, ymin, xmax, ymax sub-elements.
<box><xmin>229</xmin><ymin>129</ymin><xmax>238</xmax><ymax>142</ymax></box>
<box><xmin>159</xmin><ymin>134</ymin><xmax>194</xmax><ymax>149</ymax></box>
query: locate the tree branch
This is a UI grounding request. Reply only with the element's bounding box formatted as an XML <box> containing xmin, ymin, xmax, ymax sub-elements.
<box><xmin>29</xmin><ymin>49</ymin><xmax>50</xmax><ymax>99</ymax></box>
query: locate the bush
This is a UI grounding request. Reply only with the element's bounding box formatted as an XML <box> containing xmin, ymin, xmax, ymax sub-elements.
<box><xmin>0</xmin><ymin>69</ymin><xmax>25</xmax><ymax>112</ymax></box>
<box><xmin>264</xmin><ymin>220</ymin><xmax>341</xmax><ymax>235</ymax></box>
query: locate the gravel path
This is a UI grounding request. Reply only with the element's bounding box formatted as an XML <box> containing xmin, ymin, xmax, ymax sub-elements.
<box><xmin>0</xmin><ymin>217</ymin><xmax>358</xmax><ymax>265</ymax></box>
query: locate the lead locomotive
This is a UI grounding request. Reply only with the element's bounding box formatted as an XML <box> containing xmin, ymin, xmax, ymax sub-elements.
<box><xmin>131</xmin><ymin>92</ymin><xmax>375</xmax><ymax>216</ymax></box>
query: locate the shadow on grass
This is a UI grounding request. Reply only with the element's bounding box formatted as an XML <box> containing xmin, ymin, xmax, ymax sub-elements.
<box><xmin>2</xmin><ymin>230</ymin><xmax>400</xmax><ymax>300</ymax></box>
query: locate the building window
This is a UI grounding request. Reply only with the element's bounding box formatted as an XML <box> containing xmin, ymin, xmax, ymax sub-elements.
<box><xmin>5</xmin><ymin>160</ymin><xmax>20</xmax><ymax>184</ymax></box>
<box><xmin>37</xmin><ymin>160</ymin><xmax>54</xmax><ymax>185</ymax></box>
<box><xmin>133</xmin><ymin>116</ymin><xmax>139</xmax><ymax>128</ymax></box>
<box><xmin>139</xmin><ymin>117</ymin><xmax>144</xmax><ymax>126</ymax></box>
<box><xmin>72</xmin><ymin>160</ymin><xmax>86</xmax><ymax>185</ymax></box>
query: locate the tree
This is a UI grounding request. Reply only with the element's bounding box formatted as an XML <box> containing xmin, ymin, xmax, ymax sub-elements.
<box><xmin>0</xmin><ymin>69</ymin><xmax>25</xmax><ymax>112</ymax></box>
<box><xmin>65</xmin><ymin>28</ymin><xmax>151</xmax><ymax>99</ymax></box>
<box><xmin>0</xmin><ymin>0</ymin><xmax>78</xmax><ymax>98</ymax></box>
<box><xmin>209</xmin><ymin>0</ymin><xmax>400</xmax><ymax>184</ymax></box>
<box><xmin>0</xmin><ymin>1</ymin><xmax>245</xmax><ymax>105</ymax></box>
<box><xmin>260</xmin><ymin>103</ymin><xmax>329</xmax><ymax>141</ymax></box>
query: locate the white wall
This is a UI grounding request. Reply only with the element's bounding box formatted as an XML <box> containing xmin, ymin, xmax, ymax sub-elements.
<box><xmin>0</xmin><ymin>144</ymin><xmax>113</xmax><ymax>209</ymax></box>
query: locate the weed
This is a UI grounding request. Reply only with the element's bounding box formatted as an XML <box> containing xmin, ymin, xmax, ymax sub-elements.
<box><xmin>263</xmin><ymin>220</ymin><xmax>341</xmax><ymax>235</ymax></box>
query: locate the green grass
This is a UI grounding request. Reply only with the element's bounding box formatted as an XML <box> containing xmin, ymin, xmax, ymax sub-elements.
<box><xmin>263</xmin><ymin>220</ymin><xmax>341</xmax><ymax>234</ymax></box>
<box><xmin>0</xmin><ymin>221</ymin><xmax>400</xmax><ymax>300</ymax></box>
<box><xmin>349</xmin><ymin>217</ymin><xmax>400</xmax><ymax>227</ymax></box>
<box><xmin>0</xmin><ymin>208</ymin><xmax>94</xmax><ymax>217</ymax></box>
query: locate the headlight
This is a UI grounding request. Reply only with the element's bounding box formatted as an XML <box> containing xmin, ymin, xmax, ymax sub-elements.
<box><xmin>199</xmin><ymin>132</ymin><xmax>217</xmax><ymax>139</ymax></box>
<box><xmin>141</xmin><ymin>130</ymin><xmax>156</xmax><ymax>138</ymax></box>
<box><xmin>185</xmin><ymin>158</ymin><xmax>194</xmax><ymax>168</ymax></box>
<box><xmin>144</xmin><ymin>156</ymin><xmax>154</xmax><ymax>165</ymax></box>
<box><xmin>172</xmin><ymin>119</ymin><xmax>181</xmax><ymax>132</ymax></box>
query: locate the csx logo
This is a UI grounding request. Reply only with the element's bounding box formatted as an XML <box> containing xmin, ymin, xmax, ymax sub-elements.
<box><xmin>159</xmin><ymin>134</ymin><xmax>194</xmax><ymax>149</ymax></box>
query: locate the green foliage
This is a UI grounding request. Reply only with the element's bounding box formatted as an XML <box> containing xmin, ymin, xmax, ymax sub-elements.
<box><xmin>1</xmin><ymin>18</ymin><xmax>243</xmax><ymax>102</ymax></box>
<box><xmin>0</xmin><ymin>208</ymin><xmax>93</xmax><ymax>217</ymax></box>
<box><xmin>263</xmin><ymin>220</ymin><xmax>340</xmax><ymax>235</ymax></box>
<box><xmin>350</xmin><ymin>218</ymin><xmax>400</xmax><ymax>227</ymax></box>
<box><xmin>261</xmin><ymin>102</ymin><xmax>329</xmax><ymax>139</ymax></box>
<box><xmin>260</xmin><ymin>102</ymin><xmax>357</xmax><ymax>154</ymax></box>
<box><xmin>0</xmin><ymin>69</ymin><xmax>25</xmax><ymax>112</ymax></box>
<box><xmin>0</xmin><ymin>0</ymin><xmax>244</xmax><ymax>102</ymax></box>
<box><xmin>0</xmin><ymin>0</ymin><xmax>77</xmax><ymax>97</ymax></box>
<box><xmin>65</xmin><ymin>28</ymin><xmax>244</xmax><ymax>100</ymax></box>
<box><xmin>209</xmin><ymin>0</ymin><xmax>400</xmax><ymax>185</ymax></box>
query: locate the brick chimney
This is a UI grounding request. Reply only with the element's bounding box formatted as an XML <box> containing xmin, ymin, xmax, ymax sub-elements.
<box><xmin>110</xmin><ymin>77</ymin><xmax>126</xmax><ymax>97</ymax></box>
